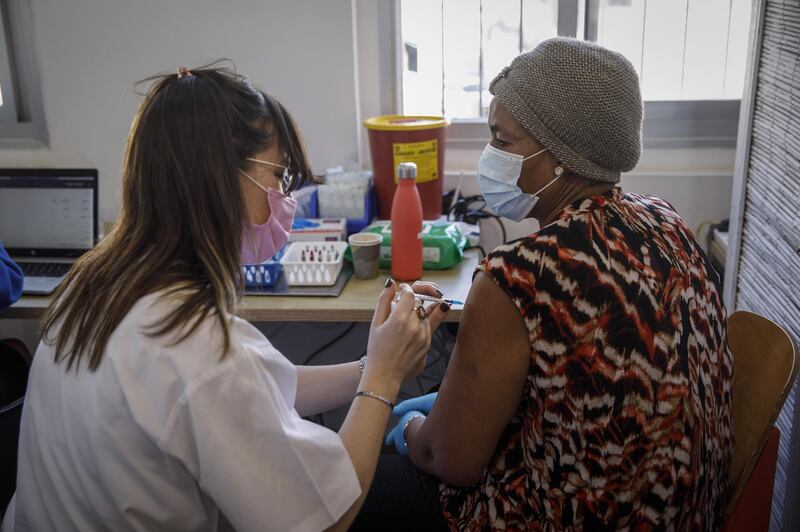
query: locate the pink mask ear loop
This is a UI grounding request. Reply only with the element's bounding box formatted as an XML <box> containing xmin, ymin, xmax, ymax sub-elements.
<box><xmin>246</xmin><ymin>157</ymin><xmax>287</xmax><ymax>170</ymax></box>
<box><xmin>239</xmin><ymin>169</ymin><xmax>271</xmax><ymax>195</ymax></box>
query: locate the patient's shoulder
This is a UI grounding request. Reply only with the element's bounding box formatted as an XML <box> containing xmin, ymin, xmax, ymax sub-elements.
<box><xmin>477</xmin><ymin>230</ymin><xmax>564</xmax><ymax>292</ymax></box>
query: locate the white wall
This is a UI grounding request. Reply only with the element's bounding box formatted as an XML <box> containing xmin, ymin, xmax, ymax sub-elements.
<box><xmin>440</xmin><ymin>149</ymin><xmax>734</xmax><ymax>252</ymax></box>
<box><xmin>1</xmin><ymin>0</ymin><xmax>734</xmax><ymax>234</ymax></box>
<box><xmin>0</xmin><ymin>0</ymin><xmax>365</xmax><ymax>358</ymax></box>
<box><xmin>0</xmin><ymin>0</ymin><xmax>361</xmax><ymax>224</ymax></box>
<box><xmin>1</xmin><ymin>0</ymin><xmax>735</xmax><ymax>358</ymax></box>
<box><xmin>443</xmin><ymin>146</ymin><xmax>734</xmax><ymax>249</ymax></box>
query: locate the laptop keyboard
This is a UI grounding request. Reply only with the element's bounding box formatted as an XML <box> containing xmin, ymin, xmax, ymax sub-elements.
<box><xmin>20</xmin><ymin>262</ymin><xmax>71</xmax><ymax>277</ymax></box>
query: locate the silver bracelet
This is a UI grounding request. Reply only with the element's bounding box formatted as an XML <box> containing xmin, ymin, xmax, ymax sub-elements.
<box><xmin>355</xmin><ymin>390</ymin><xmax>395</xmax><ymax>409</ymax></box>
<box><xmin>359</xmin><ymin>355</ymin><xmax>367</xmax><ymax>375</ymax></box>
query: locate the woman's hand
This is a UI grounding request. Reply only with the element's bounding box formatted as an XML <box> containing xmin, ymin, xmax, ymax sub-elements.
<box><xmin>410</xmin><ymin>280</ymin><xmax>442</xmax><ymax>298</ymax></box>
<box><xmin>394</xmin><ymin>392</ymin><xmax>438</xmax><ymax>416</ymax></box>
<box><xmin>383</xmin><ymin>392</ymin><xmax>438</xmax><ymax>454</ymax></box>
<box><xmin>363</xmin><ymin>280</ymin><xmax>449</xmax><ymax>394</ymax></box>
<box><xmin>331</xmin><ymin>281</ymin><xmax>447</xmax><ymax>532</ymax></box>
<box><xmin>410</xmin><ymin>280</ymin><xmax>450</xmax><ymax>375</ymax></box>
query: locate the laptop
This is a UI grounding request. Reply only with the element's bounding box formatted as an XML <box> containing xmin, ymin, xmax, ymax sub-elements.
<box><xmin>0</xmin><ymin>169</ymin><xmax>98</xmax><ymax>295</ymax></box>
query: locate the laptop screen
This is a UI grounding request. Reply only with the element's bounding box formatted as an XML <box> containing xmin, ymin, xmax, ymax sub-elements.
<box><xmin>0</xmin><ymin>169</ymin><xmax>98</xmax><ymax>258</ymax></box>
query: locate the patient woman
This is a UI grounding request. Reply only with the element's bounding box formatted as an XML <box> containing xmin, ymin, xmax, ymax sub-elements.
<box><xmin>358</xmin><ymin>38</ymin><xmax>734</xmax><ymax>531</ymax></box>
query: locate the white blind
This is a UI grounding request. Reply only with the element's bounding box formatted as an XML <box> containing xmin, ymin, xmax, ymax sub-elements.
<box><xmin>399</xmin><ymin>0</ymin><xmax>753</xmax><ymax>118</ymax></box>
<box><xmin>734</xmin><ymin>1</ymin><xmax>800</xmax><ymax>530</ymax></box>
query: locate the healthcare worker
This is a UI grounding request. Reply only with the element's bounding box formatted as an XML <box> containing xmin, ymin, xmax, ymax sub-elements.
<box><xmin>2</xmin><ymin>65</ymin><xmax>449</xmax><ymax>532</ymax></box>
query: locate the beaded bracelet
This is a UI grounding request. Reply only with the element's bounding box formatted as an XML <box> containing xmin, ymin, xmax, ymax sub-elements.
<box><xmin>402</xmin><ymin>414</ymin><xmax>426</xmax><ymax>450</ymax></box>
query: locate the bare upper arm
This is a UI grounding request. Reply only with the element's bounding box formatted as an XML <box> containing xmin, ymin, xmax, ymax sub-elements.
<box><xmin>411</xmin><ymin>271</ymin><xmax>531</xmax><ymax>486</ymax></box>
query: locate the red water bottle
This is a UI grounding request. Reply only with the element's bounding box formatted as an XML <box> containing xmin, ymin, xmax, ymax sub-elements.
<box><xmin>391</xmin><ymin>162</ymin><xmax>423</xmax><ymax>281</ymax></box>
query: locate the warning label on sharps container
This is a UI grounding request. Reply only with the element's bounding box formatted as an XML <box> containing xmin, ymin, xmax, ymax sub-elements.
<box><xmin>392</xmin><ymin>139</ymin><xmax>439</xmax><ymax>184</ymax></box>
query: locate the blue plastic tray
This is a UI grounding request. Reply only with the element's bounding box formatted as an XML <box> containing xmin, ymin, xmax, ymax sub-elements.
<box><xmin>305</xmin><ymin>186</ymin><xmax>376</xmax><ymax>235</ymax></box>
<box><xmin>241</xmin><ymin>248</ymin><xmax>284</xmax><ymax>288</ymax></box>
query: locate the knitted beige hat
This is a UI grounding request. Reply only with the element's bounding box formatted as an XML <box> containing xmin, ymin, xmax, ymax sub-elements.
<box><xmin>489</xmin><ymin>37</ymin><xmax>643</xmax><ymax>183</ymax></box>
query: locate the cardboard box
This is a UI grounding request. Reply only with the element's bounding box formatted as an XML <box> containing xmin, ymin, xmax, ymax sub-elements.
<box><xmin>289</xmin><ymin>218</ymin><xmax>347</xmax><ymax>242</ymax></box>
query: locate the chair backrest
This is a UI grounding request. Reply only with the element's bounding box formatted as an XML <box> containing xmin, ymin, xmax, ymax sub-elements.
<box><xmin>723</xmin><ymin>427</ymin><xmax>780</xmax><ymax>532</ymax></box>
<box><xmin>725</xmin><ymin>311</ymin><xmax>798</xmax><ymax>517</ymax></box>
<box><xmin>0</xmin><ymin>339</ymin><xmax>31</xmax><ymax>519</ymax></box>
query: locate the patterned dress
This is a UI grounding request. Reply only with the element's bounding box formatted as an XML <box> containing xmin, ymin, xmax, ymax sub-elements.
<box><xmin>440</xmin><ymin>188</ymin><xmax>733</xmax><ymax>531</ymax></box>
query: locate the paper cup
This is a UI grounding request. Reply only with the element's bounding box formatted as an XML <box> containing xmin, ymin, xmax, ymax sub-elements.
<box><xmin>348</xmin><ymin>232</ymin><xmax>383</xmax><ymax>280</ymax></box>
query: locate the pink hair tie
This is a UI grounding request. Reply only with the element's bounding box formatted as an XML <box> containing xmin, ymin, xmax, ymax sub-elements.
<box><xmin>176</xmin><ymin>66</ymin><xmax>192</xmax><ymax>78</ymax></box>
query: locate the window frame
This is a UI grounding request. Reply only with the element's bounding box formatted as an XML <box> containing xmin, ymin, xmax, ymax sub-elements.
<box><xmin>0</xmin><ymin>0</ymin><xmax>48</xmax><ymax>147</ymax></box>
<box><xmin>0</xmin><ymin>0</ymin><xmax>18</xmax><ymax>123</ymax></box>
<box><xmin>390</xmin><ymin>0</ymin><xmax>742</xmax><ymax>150</ymax></box>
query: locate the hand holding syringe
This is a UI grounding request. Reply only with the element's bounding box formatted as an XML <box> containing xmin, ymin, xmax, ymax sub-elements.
<box><xmin>392</xmin><ymin>293</ymin><xmax>464</xmax><ymax>306</ymax></box>
<box><xmin>389</xmin><ymin>280</ymin><xmax>464</xmax><ymax>316</ymax></box>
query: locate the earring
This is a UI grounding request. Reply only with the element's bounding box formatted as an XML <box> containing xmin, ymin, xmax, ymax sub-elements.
<box><xmin>554</xmin><ymin>165</ymin><xmax>564</xmax><ymax>177</ymax></box>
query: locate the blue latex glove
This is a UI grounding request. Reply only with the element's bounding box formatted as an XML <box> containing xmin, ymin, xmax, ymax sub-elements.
<box><xmin>392</xmin><ymin>392</ymin><xmax>437</xmax><ymax>417</ymax></box>
<box><xmin>291</xmin><ymin>218</ymin><xmax>320</xmax><ymax>229</ymax></box>
<box><xmin>384</xmin><ymin>410</ymin><xmax>425</xmax><ymax>455</ymax></box>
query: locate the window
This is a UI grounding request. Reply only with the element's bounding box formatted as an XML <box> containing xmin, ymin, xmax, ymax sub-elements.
<box><xmin>0</xmin><ymin>0</ymin><xmax>47</xmax><ymax>146</ymax></box>
<box><xmin>0</xmin><ymin>1</ymin><xmax>18</xmax><ymax>123</ymax></box>
<box><xmin>591</xmin><ymin>0</ymin><xmax>751</xmax><ymax>101</ymax></box>
<box><xmin>401</xmin><ymin>0</ymin><xmax>560</xmax><ymax>118</ymax></box>
<box><xmin>398</xmin><ymin>0</ymin><xmax>752</xmax><ymax>146</ymax></box>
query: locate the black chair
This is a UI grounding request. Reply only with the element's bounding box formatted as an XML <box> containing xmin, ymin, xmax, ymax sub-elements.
<box><xmin>0</xmin><ymin>339</ymin><xmax>30</xmax><ymax>519</ymax></box>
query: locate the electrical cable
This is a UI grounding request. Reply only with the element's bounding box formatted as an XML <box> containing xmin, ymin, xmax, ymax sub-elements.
<box><xmin>480</xmin><ymin>212</ymin><xmax>508</xmax><ymax>244</ymax></box>
<box><xmin>308</xmin><ymin>322</ymin><xmax>347</xmax><ymax>330</ymax></box>
<box><xmin>259</xmin><ymin>322</ymin><xmax>287</xmax><ymax>339</ymax></box>
<box><xmin>484</xmin><ymin>215</ymin><xmax>507</xmax><ymax>243</ymax></box>
<box><xmin>409</xmin><ymin>327</ymin><xmax>455</xmax><ymax>395</ymax></box>
<box><xmin>301</xmin><ymin>322</ymin><xmax>357</xmax><ymax>366</ymax></box>
<box><xmin>447</xmin><ymin>192</ymin><xmax>508</xmax><ymax>244</ymax></box>
<box><xmin>447</xmin><ymin>194</ymin><xmax>486</xmax><ymax>221</ymax></box>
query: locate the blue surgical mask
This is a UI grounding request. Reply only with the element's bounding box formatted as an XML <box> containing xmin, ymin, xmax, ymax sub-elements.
<box><xmin>477</xmin><ymin>143</ymin><xmax>562</xmax><ymax>222</ymax></box>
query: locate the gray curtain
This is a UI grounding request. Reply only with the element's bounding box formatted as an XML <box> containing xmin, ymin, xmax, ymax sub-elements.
<box><xmin>726</xmin><ymin>0</ymin><xmax>800</xmax><ymax>530</ymax></box>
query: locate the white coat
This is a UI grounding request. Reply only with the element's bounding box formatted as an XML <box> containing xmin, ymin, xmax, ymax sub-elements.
<box><xmin>3</xmin><ymin>291</ymin><xmax>360</xmax><ymax>531</ymax></box>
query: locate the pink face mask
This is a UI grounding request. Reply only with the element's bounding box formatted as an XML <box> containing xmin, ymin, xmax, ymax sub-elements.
<box><xmin>239</xmin><ymin>168</ymin><xmax>297</xmax><ymax>264</ymax></box>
